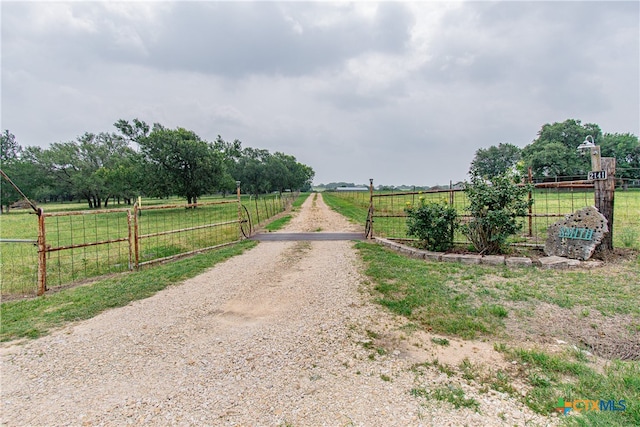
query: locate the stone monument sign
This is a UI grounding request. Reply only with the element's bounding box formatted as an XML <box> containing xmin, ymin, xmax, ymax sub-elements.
<box><xmin>544</xmin><ymin>206</ymin><xmax>608</xmax><ymax>261</ymax></box>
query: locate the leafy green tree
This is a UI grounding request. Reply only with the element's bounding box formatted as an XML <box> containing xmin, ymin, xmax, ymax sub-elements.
<box><xmin>137</xmin><ymin>126</ymin><xmax>223</xmax><ymax>204</ymax></box>
<box><xmin>469</xmin><ymin>143</ymin><xmax>522</xmax><ymax>179</ymax></box>
<box><xmin>271</xmin><ymin>152</ymin><xmax>314</xmax><ymax>193</ymax></box>
<box><xmin>1</xmin><ymin>130</ymin><xmax>23</xmax><ymax>211</ymax></box>
<box><xmin>462</xmin><ymin>172</ymin><xmax>533</xmax><ymax>254</ymax></box>
<box><xmin>600</xmin><ymin>132</ymin><xmax>640</xmax><ymax>181</ymax></box>
<box><xmin>522</xmin><ymin>119</ymin><xmax>598</xmax><ymax>179</ymax></box>
<box><xmin>113</xmin><ymin>118</ymin><xmax>150</xmax><ymax>144</ymax></box>
<box><xmin>213</xmin><ymin>135</ymin><xmax>243</xmax><ymax>196</ymax></box>
<box><xmin>235</xmin><ymin>147</ymin><xmax>273</xmax><ymax>196</ymax></box>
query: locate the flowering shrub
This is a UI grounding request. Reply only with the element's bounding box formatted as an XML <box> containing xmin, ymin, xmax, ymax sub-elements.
<box><xmin>405</xmin><ymin>198</ymin><xmax>458</xmax><ymax>251</ymax></box>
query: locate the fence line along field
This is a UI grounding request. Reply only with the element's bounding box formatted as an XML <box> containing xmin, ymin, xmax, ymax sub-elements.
<box><xmin>0</xmin><ymin>193</ymin><xmax>293</xmax><ymax>299</ymax></box>
<box><xmin>325</xmin><ymin>184</ymin><xmax>640</xmax><ymax>249</ymax></box>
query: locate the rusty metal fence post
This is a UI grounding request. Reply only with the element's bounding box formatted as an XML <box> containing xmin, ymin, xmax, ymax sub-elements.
<box><xmin>133</xmin><ymin>202</ymin><xmax>140</xmax><ymax>269</ymax></box>
<box><xmin>36</xmin><ymin>208</ymin><xmax>47</xmax><ymax>296</ymax></box>
<box><xmin>236</xmin><ymin>181</ymin><xmax>242</xmax><ymax>238</ymax></box>
<box><xmin>127</xmin><ymin>209</ymin><xmax>134</xmax><ymax>270</ymax></box>
<box><xmin>528</xmin><ymin>167</ymin><xmax>533</xmax><ymax>237</ymax></box>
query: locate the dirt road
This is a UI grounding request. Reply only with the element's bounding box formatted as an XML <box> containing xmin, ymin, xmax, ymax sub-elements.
<box><xmin>1</xmin><ymin>194</ymin><xmax>554</xmax><ymax>426</ymax></box>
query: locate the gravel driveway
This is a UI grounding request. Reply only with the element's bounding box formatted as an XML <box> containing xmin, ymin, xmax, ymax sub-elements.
<box><xmin>1</xmin><ymin>194</ymin><xmax>555</xmax><ymax>426</ymax></box>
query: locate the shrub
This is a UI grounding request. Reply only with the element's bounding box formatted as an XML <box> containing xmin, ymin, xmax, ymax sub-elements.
<box><xmin>462</xmin><ymin>173</ymin><xmax>532</xmax><ymax>255</ymax></box>
<box><xmin>405</xmin><ymin>199</ymin><xmax>458</xmax><ymax>251</ymax></box>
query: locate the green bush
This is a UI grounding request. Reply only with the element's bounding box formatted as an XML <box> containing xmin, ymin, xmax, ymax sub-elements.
<box><xmin>462</xmin><ymin>173</ymin><xmax>532</xmax><ymax>255</ymax></box>
<box><xmin>405</xmin><ymin>199</ymin><xmax>458</xmax><ymax>251</ymax></box>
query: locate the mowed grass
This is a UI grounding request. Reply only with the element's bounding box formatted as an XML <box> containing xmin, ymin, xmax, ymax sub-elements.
<box><xmin>354</xmin><ymin>241</ymin><xmax>639</xmax><ymax>425</ymax></box>
<box><xmin>0</xmin><ymin>240</ymin><xmax>258</xmax><ymax>342</ymax></box>
<box><xmin>1</xmin><ymin>194</ymin><xmax>292</xmax><ymax>297</ymax></box>
<box><xmin>264</xmin><ymin>215</ymin><xmax>292</xmax><ymax>232</ymax></box>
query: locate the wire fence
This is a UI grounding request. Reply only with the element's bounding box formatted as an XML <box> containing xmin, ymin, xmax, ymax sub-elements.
<box><xmin>332</xmin><ymin>177</ymin><xmax>639</xmax><ymax>249</ymax></box>
<box><xmin>1</xmin><ymin>192</ymin><xmax>294</xmax><ymax>299</ymax></box>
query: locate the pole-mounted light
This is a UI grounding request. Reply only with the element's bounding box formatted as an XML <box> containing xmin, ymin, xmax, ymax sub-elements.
<box><xmin>577</xmin><ymin>135</ymin><xmax>602</xmax><ymax>173</ymax></box>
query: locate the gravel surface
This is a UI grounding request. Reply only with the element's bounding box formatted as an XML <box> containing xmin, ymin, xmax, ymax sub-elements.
<box><xmin>1</xmin><ymin>194</ymin><xmax>556</xmax><ymax>426</ymax></box>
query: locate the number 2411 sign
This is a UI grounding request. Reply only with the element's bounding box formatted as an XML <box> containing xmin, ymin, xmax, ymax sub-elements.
<box><xmin>588</xmin><ymin>170</ymin><xmax>607</xmax><ymax>180</ymax></box>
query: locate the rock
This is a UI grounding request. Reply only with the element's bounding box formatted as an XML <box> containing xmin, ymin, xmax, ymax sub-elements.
<box><xmin>481</xmin><ymin>255</ymin><xmax>505</xmax><ymax>266</ymax></box>
<box><xmin>459</xmin><ymin>254</ymin><xmax>482</xmax><ymax>265</ymax></box>
<box><xmin>544</xmin><ymin>206</ymin><xmax>608</xmax><ymax>260</ymax></box>
<box><xmin>505</xmin><ymin>257</ymin><xmax>532</xmax><ymax>267</ymax></box>
<box><xmin>537</xmin><ymin>256</ymin><xmax>569</xmax><ymax>269</ymax></box>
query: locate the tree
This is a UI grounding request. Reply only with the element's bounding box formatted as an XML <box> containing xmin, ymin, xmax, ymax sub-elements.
<box><xmin>469</xmin><ymin>143</ymin><xmax>522</xmax><ymax>179</ymax></box>
<box><xmin>522</xmin><ymin>119</ymin><xmax>598</xmax><ymax>179</ymax></box>
<box><xmin>600</xmin><ymin>133</ymin><xmax>640</xmax><ymax>181</ymax></box>
<box><xmin>213</xmin><ymin>135</ymin><xmax>243</xmax><ymax>196</ymax></box>
<box><xmin>137</xmin><ymin>126</ymin><xmax>224</xmax><ymax>204</ymax></box>
<box><xmin>0</xmin><ymin>130</ymin><xmax>21</xmax><ymax>164</ymax></box>
<box><xmin>1</xmin><ymin>130</ymin><xmax>23</xmax><ymax>211</ymax></box>
<box><xmin>234</xmin><ymin>147</ymin><xmax>273</xmax><ymax>196</ymax></box>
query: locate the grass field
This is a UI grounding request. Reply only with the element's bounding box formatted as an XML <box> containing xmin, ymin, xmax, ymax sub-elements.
<box><xmin>0</xmin><ymin>193</ymin><xmax>296</xmax><ymax>298</ymax></box>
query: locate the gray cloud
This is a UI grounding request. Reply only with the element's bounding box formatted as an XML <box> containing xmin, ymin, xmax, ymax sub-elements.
<box><xmin>1</xmin><ymin>1</ymin><xmax>638</xmax><ymax>186</ymax></box>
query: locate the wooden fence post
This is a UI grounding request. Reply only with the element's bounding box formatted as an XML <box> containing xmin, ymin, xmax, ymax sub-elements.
<box><xmin>595</xmin><ymin>157</ymin><xmax>616</xmax><ymax>251</ymax></box>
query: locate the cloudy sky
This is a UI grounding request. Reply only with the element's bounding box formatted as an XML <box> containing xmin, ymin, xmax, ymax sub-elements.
<box><xmin>2</xmin><ymin>1</ymin><xmax>638</xmax><ymax>186</ymax></box>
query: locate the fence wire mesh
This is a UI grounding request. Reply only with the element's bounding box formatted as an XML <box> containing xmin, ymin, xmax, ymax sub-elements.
<box><xmin>43</xmin><ymin>209</ymin><xmax>132</xmax><ymax>292</ymax></box>
<box><xmin>330</xmin><ymin>178</ymin><xmax>639</xmax><ymax>249</ymax></box>
<box><xmin>1</xmin><ymin>192</ymin><xmax>295</xmax><ymax>299</ymax></box>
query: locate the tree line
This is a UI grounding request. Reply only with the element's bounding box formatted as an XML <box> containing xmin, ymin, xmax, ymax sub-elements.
<box><xmin>469</xmin><ymin>119</ymin><xmax>640</xmax><ymax>182</ymax></box>
<box><xmin>0</xmin><ymin>119</ymin><xmax>314</xmax><ymax>211</ymax></box>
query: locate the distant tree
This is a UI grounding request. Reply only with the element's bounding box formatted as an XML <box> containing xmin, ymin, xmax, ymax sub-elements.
<box><xmin>213</xmin><ymin>135</ymin><xmax>243</xmax><ymax>196</ymax></box>
<box><xmin>600</xmin><ymin>132</ymin><xmax>640</xmax><ymax>181</ymax></box>
<box><xmin>35</xmin><ymin>132</ymin><xmax>135</xmax><ymax>208</ymax></box>
<box><xmin>268</xmin><ymin>152</ymin><xmax>315</xmax><ymax>193</ymax></box>
<box><xmin>234</xmin><ymin>147</ymin><xmax>273</xmax><ymax>196</ymax></box>
<box><xmin>1</xmin><ymin>130</ymin><xmax>23</xmax><ymax>211</ymax></box>
<box><xmin>0</xmin><ymin>130</ymin><xmax>21</xmax><ymax>164</ymax></box>
<box><xmin>137</xmin><ymin>126</ymin><xmax>224</xmax><ymax>204</ymax></box>
<box><xmin>521</xmin><ymin>119</ymin><xmax>597</xmax><ymax>179</ymax></box>
<box><xmin>469</xmin><ymin>143</ymin><xmax>522</xmax><ymax>179</ymax></box>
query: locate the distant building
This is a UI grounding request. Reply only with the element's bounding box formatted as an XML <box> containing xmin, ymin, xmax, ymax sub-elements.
<box><xmin>335</xmin><ymin>187</ymin><xmax>369</xmax><ymax>191</ymax></box>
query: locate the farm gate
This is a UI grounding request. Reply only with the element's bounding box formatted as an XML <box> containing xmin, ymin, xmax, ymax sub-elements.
<box><xmin>1</xmin><ymin>189</ymin><xmax>293</xmax><ymax>299</ymax></box>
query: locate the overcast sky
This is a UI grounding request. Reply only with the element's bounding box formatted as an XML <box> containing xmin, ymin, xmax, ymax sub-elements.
<box><xmin>2</xmin><ymin>1</ymin><xmax>638</xmax><ymax>186</ymax></box>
